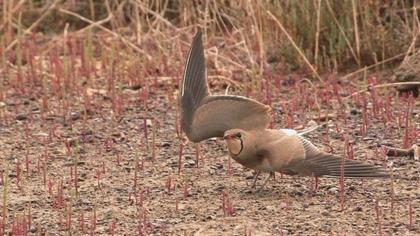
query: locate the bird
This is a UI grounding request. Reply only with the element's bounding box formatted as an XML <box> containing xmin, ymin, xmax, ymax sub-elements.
<box><xmin>179</xmin><ymin>31</ymin><xmax>390</xmax><ymax>189</ymax></box>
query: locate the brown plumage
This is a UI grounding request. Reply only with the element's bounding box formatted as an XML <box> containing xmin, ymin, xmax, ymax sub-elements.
<box><xmin>180</xmin><ymin>31</ymin><xmax>389</xmax><ymax>184</ymax></box>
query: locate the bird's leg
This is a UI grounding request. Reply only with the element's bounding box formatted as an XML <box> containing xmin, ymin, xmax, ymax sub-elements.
<box><xmin>257</xmin><ymin>171</ymin><xmax>276</xmax><ymax>192</ymax></box>
<box><xmin>251</xmin><ymin>171</ymin><xmax>261</xmax><ymax>189</ymax></box>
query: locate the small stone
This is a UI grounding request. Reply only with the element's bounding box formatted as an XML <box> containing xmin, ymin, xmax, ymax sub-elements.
<box><xmin>321</xmin><ymin>210</ymin><xmax>331</xmax><ymax>217</ymax></box>
<box><xmin>161</xmin><ymin>142</ymin><xmax>171</xmax><ymax>148</ymax></box>
<box><xmin>329</xmin><ymin>187</ymin><xmax>338</xmax><ymax>194</ymax></box>
<box><xmin>206</xmin><ymin>215</ymin><xmax>216</xmax><ymax>220</ymax></box>
<box><xmin>350</xmin><ymin>109</ymin><xmax>359</xmax><ymax>115</ymax></box>
<box><xmin>16</xmin><ymin>113</ymin><xmax>27</xmax><ymax>120</ymax></box>
<box><xmin>70</xmin><ymin>112</ymin><xmax>81</xmax><ymax>121</ymax></box>
<box><xmin>210</xmin><ymin>163</ymin><xmax>223</xmax><ymax>170</ymax></box>
<box><xmin>354</xmin><ymin>206</ymin><xmax>363</xmax><ymax>211</ymax></box>
<box><xmin>0</xmin><ymin>102</ymin><xmax>6</xmax><ymax>108</ymax></box>
<box><xmin>81</xmin><ymin>129</ymin><xmax>93</xmax><ymax>136</ymax></box>
<box><xmin>184</xmin><ymin>160</ymin><xmax>196</xmax><ymax>167</ymax></box>
<box><xmin>412</xmin><ymin>144</ymin><xmax>419</xmax><ymax>161</ymax></box>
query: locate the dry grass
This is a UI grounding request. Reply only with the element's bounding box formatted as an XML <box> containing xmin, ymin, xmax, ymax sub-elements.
<box><xmin>0</xmin><ymin>0</ymin><xmax>419</xmax><ymax>235</ymax></box>
<box><xmin>1</xmin><ymin>1</ymin><xmax>419</xmax><ymax>74</ymax></box>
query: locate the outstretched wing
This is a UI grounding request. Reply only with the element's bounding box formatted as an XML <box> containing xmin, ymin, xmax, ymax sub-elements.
<box><xmin>180</xmin><ymin>31</ymin><xmax>271</xmax><ymax>142</ymax></box>
<box><xmin>189</xmin><ymin>95</ymin><xmax>271</xmax><ymax>142</ymax></box>
<box><xmin>295</xmin><ymin>136</ymin><xmax>390</xmax><ymax>178</ymax></box>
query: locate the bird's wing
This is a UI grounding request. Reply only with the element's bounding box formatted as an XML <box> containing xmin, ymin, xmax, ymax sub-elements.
<box><xmin>189</xmin><ymin>95</ymin><xmax>271</xmax><ymax>142</ymax></box>
<box><xmin>259</xmin><ymin>132</ymin><xmax>389</xmax><ymax>178</ymax></box>
<box><xmin>180</xmin><ymin>31</ymin><xmax>271</xmax><ymax>142</ymax></box>
<box><xmin>294</xmin><ymin>136</ymin><xmax>390</xmax><ymax>178</ymax></box>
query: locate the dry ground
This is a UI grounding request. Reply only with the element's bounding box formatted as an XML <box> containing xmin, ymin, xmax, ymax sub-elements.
<box><xmin>0</xmin><ymin>66</ymin><xmax>419</xmax><ymax>235</ymax></box>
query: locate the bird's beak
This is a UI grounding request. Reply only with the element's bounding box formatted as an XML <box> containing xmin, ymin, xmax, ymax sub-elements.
<box><xmin>223</xmin><ymin>134</ymin><xmax>234</xmax><ymax>140</ymax></box>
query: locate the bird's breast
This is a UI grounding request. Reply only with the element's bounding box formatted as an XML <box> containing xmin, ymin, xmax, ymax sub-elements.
<box><xmin>229</xmin><ymin>150</ymin><xmax>271</xmax><ymax>171</ymax></box>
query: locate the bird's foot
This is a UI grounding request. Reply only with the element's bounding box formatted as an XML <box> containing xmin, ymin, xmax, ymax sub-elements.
<box><xmin>255</xmin><ymin>172</ymin><xmax>276</xmax><ymax>193</ymax></box>
<box><xmin>250</xmin><ymin>171</ymin><xmax>261</xmax><ymax>189</ymax></box>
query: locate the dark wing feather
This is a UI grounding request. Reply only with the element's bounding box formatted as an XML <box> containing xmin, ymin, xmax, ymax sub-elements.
<box><xmin>305</xmin><ymin>153</ymin><xmax>390</xmax><ymax>178</ymax></box>
<box><xmin>296</xmin><ymin>137</ymin><xmax>389</xmax><ymax>178</ymax></box>
<box><xmin>189</xmin><ymin>96</ymin><xmax>271</xmax><ymax>142</ymax></box>
<box><xmin>180</xmin><ymin>31</ymin><xmax>210</xmax><ymax>139</ymax></box>
<box><xmin>180</xmin><ymin>31</ymin><xmax>271</xmax><ymax>142</ymax></box>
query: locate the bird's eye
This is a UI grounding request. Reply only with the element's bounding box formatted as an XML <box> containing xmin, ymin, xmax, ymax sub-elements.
<box><xmin>236</xmin><ymin>132</ymin><xmax>242</xmax><ymax>138</ymax></box>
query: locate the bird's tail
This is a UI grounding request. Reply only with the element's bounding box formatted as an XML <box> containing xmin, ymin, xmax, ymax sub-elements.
<box><xmin>305</xmin><ymin>153</ymin><xmax>390</xmax><ymax>178</ymax></box>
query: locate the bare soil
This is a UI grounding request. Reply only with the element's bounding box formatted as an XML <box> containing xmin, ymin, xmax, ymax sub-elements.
<box><xmin>0</xmin><ymin>49</ymin><xmax>419</xmax><ymax>236</ymax></box>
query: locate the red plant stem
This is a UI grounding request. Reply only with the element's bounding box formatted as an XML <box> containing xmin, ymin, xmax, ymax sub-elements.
<box><xmin>390</xmin><ymin>174</ymin><xmax>395</xmax><ymax>214</ymax></box>
<box><xmin>151</xmin><ymin>119</ymin><xmax>156</xmax><ymax>162</ymax></box>
<box><xmin>165</xmin><ymin>177</ymin><xmax>172</xmax><ymax>194</ymax></box>
<box><xmin>27</xmin><ymin>207</ymin><xmax>32</xmax><ymax>232</ymax></box>
<box><xmin>339</xmin><ymin>154</ymin><xmax>345</xmax><ymax>211</ymax></box>
<box><xmin>409</xmin><ymin>200</ymin><xmax>413</xmax><ymax>230</ymax></box>
<box><xmin>222</xmin><ymin>192</ymin><xmax>226</xmax><ymax>216</ymax></box>
<box><xmin>67</xmin><ymin>206</ymin><xmax>72</xmax><ymax>231</ymax></box>
<box><xmin>183</xmin><ymin>182</ymin><xmax>189</xmax><ymax>199</ymax></box>
<box><xmin>227</xmin><ymin>157</ymin><xmax>232</xmax><ymax>176</ymax></box>
<box><xmin>222</xmin><ymin>192</ymin><xmax>234</xmax><ymax>216</ymax></box>
<box><xmin>15</xmin><ymin>159</ymin><xmax>21</xmax><ymax>186</ymax></box>
<box><xmin>116</xmin><ymin>154</ymin><xmax>121</xmax><ymax>166</ymax></box>
<box><xmin>375</xmin><ymin>198</ymin><xmax>382</xmax><ymax>235</ymax></box>
<box><xmin>361</xmin><ymin>94</ymin><xmax>368</xmax><ymax>136</ymax></box>
<box><xmin>109</xmin><ymin>218</ymin><xmax>117</xmax><ymax>236</ymax></box>
<box><xmin>42</xmin><ymin>161</ymin><xmax>47</xmax><ymax>187</ymax></box>
<box><xmin>47</xmin><ymin>179</ymin><xmax>54</xmax><ymax>197</ymax></box>
<box><xmin>133</xmin><ymin>152</ymin><xmax>139</xmax><ymax>191</ymax></box>
<box><xmin>403</xmin><ymin>95</ymin><xmax>414</xmax><ymax>148</ymax></box>
<box><xmin>138</xmin><ymin>191</ymin><xmax>144</xmax><ymax>208</ymax></box>
<box><xmin>368</xmin><ymin>76</ymin><xmax>379</xmax><ymax>118</ymax></box>
<box><xmin>174</xmin><ymin>108</ymin><xmax>181</xmax><ymax>138</ymax></box>
<box><xmin>195</xmin><ymin>144</ymin><xmax>200</xmax><ymax>167</ymax></box>
<box><xmin>178</xmin><ymin>142</ymin><xmax>183</xmax><ymax>175</ymax></box>
<box><xmin>80</xmin><ymin>210</ymin><xmax>85</xmax><ymax>233</ymax></box>
<box><xmin>91</xmin><ymin>207</ymin><xmax>97</xmax><ymax>236</ymax></box>
<box><xmin>143</xmin><ymin>117</ymin><xmax>149</xmax><ymax>151</ymax></box>
<box><xmin>332</xmin><ymin>78</ymin><xmax>342</xmax><ymax>105</ymax></box>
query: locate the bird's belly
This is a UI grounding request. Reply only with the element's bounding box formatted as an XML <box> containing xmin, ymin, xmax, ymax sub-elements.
<box><xmin>255</xmin><ymin>160</ymin><xmax>276</xmax><ymax>172</ymax></box>
<box><xmin>231</xmin><ymin>154</ymin><xmax>275</xmax><ymax>172</ymax></box>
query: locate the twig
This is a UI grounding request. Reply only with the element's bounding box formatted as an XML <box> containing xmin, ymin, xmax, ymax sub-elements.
<box><xmin>72</xmin><ymin>14</ymin><xmax>113</xmax><ymax>35</ymax></box>
<box><xmin>325</xmin><ymin>0</ymin><xmax>360</xmax><ymax>65</ymax></box>
<box><xmin>133</xmin><ymin>0</ymin><xmax>178</xmax><ymax>31</ymax></box>
<box><xmin>267</xmin><ymin>10</ymin><xmax>324</xmax><ymax>83</ymax></box>
<box><xmin>5</xmin><ymin>0</ymin><xmax>60</xmax><ymax>52</ymax></box>
<box><xmin>208</xmin><ymin>75</ymin><xmax>243</xmax><ymax>89</ymax></box>
<box><xmin>351</xmin><ymin>0</ymin><xmax>360</xmax><ymax>63</ymax></box>
<box><xmin>314</xmin><ymin>0</ymin><xmax>322</xmax><ymax>68</ymax></box>
<box><xmin>345</xmin><ymin>82</ymin><xmax>420</xmax><ymax>99</ymax></box>
<box><xmin>59</xmin><ymin>8</ymin><xmax>152</xmax><ymax>60</ymax></box>
<box><xmin>340</xmin><ymin>52</ymin><xmax>409</xmax><ymax>80</ymax></box>
<box><xmin>382</xmin><ymin>144</ymin><xmax>419</xmax><ymax>160</ymax></box>
<box><xmin>0</xmin><ymin>0</ymin><xmax>26</xmax><ymax>32</ymax></box>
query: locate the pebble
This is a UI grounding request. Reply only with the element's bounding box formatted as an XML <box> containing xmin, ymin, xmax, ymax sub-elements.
<box><xmin>321</xmin><ymin>210</ymin><xmax>331</xmax><ymax>217</ymax></box>
<box><xmin>350</xmin><ymin>108</ymin><xmax>360</xmax><ymax>115</ymax></box>
<box><xmin>329</xmin><ymin>187</ymin><xmax>338</xmax><ymax>194</ymax></box>
<box><xmin>210</xmin><ymin>163</ymin><xmax>223</xmax><ymax>170</ymax></box>
<box><xmin>354</xmin><ymin>206</ymin><xmax>363</xmax><ymax>211</ymax></box>
<box><xmin>184</xmin><ymin>160</ymin><xmax>196</xmax><ymax>167</ymax></box>
<box><xmin>15</xmin><ymin>113</ymin><xmax>27</xmax><ymax>120</ymax></box>
<box><xmin>161</xmin><ymin>142</ymin><xmax>171</xmax><ymax>147</ymax></box>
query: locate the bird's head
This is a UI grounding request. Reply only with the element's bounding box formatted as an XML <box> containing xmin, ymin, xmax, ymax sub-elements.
<box><xmin>223</xmin><ymin>129</ymin><xmax>246</xmax><ymax>156</ymax></box>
